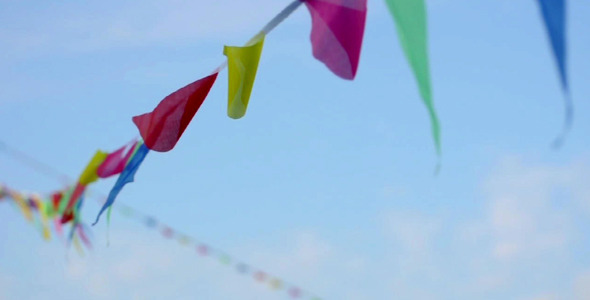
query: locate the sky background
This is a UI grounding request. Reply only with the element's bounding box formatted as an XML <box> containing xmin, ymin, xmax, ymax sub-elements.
<box><xmin>1</xmin><ymin>0</ymin><xmax>589</xmax><ymax>299</ymax></box>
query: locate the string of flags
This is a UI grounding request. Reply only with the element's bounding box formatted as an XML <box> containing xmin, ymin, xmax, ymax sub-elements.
<box><xmin>119</xmin><ymin>204</ymin><xmax>321</xmax><ymax>299</ymax></box>
<box><xmin>0</xmin><ymin>141</ymin><xmax>321</xmax><ymax>299</ymax></box>
<box><xmin>0</xmin><ymin>0</ymin><xmax>574</xmax><ymax>298</ymax></box>
<box><xmin>0</xmin><ymin>184</ymin><xmax>93</xmax><ymax>255</ymax></box>
<box><xmin>2</xmin><ymin>0</ymin><xmax>572</xmax><ymax>229</ymax></box>
<box><xmin>0</xmin><ymin>183</ymin><xmax>321</xmax><ymax>299</ymax></box>
<box><xmin>0</xmin><ymin>184</ymin><xmax>321</xmax><ymax>300</ymax></box>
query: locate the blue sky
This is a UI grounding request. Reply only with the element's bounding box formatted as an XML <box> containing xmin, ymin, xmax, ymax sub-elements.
<box><xmin>1</xmin><ymin>0</ymin><xmax>589</xmax><ymax>299</ymax></box>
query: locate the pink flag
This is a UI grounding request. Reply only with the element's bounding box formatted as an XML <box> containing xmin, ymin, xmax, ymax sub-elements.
<box><xmin>97</xmin><ymin>141</ymin><xmax>138</xmax><ymax>178</ymax></box>
<box><xmin>132</xmin><ymin>73</ymin><xmax>219</xmax><ymax>152</ymax></box>
<box><xmin>304</xmin><ymin>0</ymin><xmax>367</xmax><ymax>80</ymax></box>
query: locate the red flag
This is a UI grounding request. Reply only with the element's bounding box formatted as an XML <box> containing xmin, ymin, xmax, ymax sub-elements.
<box><xmin>51</xmin><ymin>192</ymin><xmax>73</xmax><ymax>224</ymax></box>
<box><xmin>60</xmin><ymin>183</ymin><xmax>85</xmax><ymax>224</ymax></box>
<box><xmin>304</xmin><ymin>0</ymin><xmax>367</xmax><ymax>80</ymax></box>
<box><xmin>132</xmin><ymin>73</ymin><xmax>218</xmax><ymax>152</ymax></box>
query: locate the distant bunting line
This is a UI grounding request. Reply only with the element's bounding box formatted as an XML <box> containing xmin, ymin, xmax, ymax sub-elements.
<box><xmin>0</xmin><ymin>140</ymin><xmax>321</xmax><ymax>300</ymax></box>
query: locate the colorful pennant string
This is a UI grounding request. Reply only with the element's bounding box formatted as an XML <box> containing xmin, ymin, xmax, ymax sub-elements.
<box><xmin>1</xmin><ymin>138</ymin><xmax>322</xmax><ymax>299</ymax></box>
<box><xmin>0</xmin><ymin>0</ymin><xmax>580</xmax><ymax>297</ymax></box>
<box><xmin>117</xmin><ymin>206</ymin><xmax>320</xmax><ymax>299</ymax></box>
<box><xmin>1</xmin><ymin>181</ymin><xmax>322</xmax><ymax>300</ymax></box>
<box><xmin>0</xmin><ymin>184</ymin><xmax>92</xmax><ymax>252</ymax></box>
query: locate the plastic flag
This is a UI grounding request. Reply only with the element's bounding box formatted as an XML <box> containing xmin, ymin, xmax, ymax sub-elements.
<box><xmin>133</xmin><ymin>73</ymin><xmax>218</xmax><ymax>152</ymax></box>
<box><xmin>304</xmin><ymin>0</ymin><xmax>367</xmax><ymax>79</ymax></box>
<box><xmin>385</xmin><ymin>0</ymin><xmax>441</xmax><ymax>158</ymax></box>
<box><xmin>224</xmin><ymin>34</ymin><xmax>265</xmax><ymax>119</ymax></box>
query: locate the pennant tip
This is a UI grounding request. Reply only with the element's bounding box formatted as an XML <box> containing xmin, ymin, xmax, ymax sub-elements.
<box><xmin>228</xmin><ymin>112</ymin><xmax>246</xmax><ymax>119</ymax></box>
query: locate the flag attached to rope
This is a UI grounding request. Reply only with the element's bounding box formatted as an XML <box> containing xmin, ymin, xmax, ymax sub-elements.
<box><xmin>385</xmin><ymin>0</ymin><xmax>441</xmax><ymax>157</ymax></box>
<box><xmin>224</xmin><ymin>34</ymin><xmax>265</xmax><ymax>119</ymax></box>
<box><xmin>304</xmin><ymin>0</ymin><xmax>367</xmax><ymax>80</ymax></box>
<box><xmin>537</xmin><ymin>0</ymin><xmax>572</xmax><ymax>147</ymax></box>
<box><xmin>78</xmin><ymin>150</ymin><xmax>108</xmax><ymax>185</ymax></box>
<box><xmin>97</xmin><ymin>140</ymin><xmax>139</xmax><ymax>178</ymax></box>
<box><xmin>93</xmin><ymin>143</ymin><xmax>150</xmax><ymax>225</ymax></box>
<box><xmin>133</xmin><ymin>73</ymin><xmax>218</xmax><ymax>152</ymax></box>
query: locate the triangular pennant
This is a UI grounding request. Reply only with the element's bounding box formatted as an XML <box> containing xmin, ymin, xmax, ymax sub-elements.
<box><xmin>224</xmin><ymin>34</ymin><xmax>265</xmax><ymax>119</ymax></box>
<box><xmin>10</xmin><ymin>191</ymin><xmax>33</xmax><ymax>222</ymax></box>
<box><xmin>133</xmin><ymin>73</ymin><xmax>218</xmax><ymax>152</ymax></box>
<box><xmin>537</xmin><ymin>0</ymin><xmax>572</xmax><ymax>147</ymax></box>
<box><xmin>97</xmin><ymin>140</ymin><xmax>138</xmax><ymax>178</ymax></box>
<box><xmin>385</xmin><ymin>0</ymin><xmax>441</xmax><ymax>157</ymax></box>
<box><xmin>78</xmin><ymin>150</ymin><xmax>108</xmax><ymax>185</ymax></box>
<box><xmin>29</xmin><ymin>195</ymin><xmax>51</xmax><ymax>240</ymax></box>
<box><xmin>93</xmin><ymin>143</ymin><xmax>150</xmax><ymax>225</ymax></box>
<box><xmin>304</xmin><ymin>0</ymin><xmax>367</xmax><ymax>80</ymax></box>
<box><xmin>537</xmin><ymin>0</ymin><xmax>567</xmax><ymax>90</ymax></box>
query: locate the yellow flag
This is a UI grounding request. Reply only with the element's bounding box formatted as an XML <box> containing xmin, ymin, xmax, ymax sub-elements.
<box><xmin>11</xmin><ymin>192</ymin><xmax>33</xmax><ymax>222</ymax></box>
<box><xmin>30</xmin><ymin>195</ymin><xmax>51</xmax><ymax>240</ymax></box>
<box><xmin>78</xmin><ymin>150</ymin><xmax>108</xmax><ymax>185</ymax></box>
<box><xmin>37</xmin><ymin>199</ymin><xmax>51</xmax><ymax>240</ymax></box>
<box><xmin>223</xmin><ymin>34</ymin><xmax>265</xmax><ymax>119</ymax></box>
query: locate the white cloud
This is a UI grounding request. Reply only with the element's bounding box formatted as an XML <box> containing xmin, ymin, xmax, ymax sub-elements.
<box><xmin>384</xmin><ymin>212</ymin><xmax>440</xmax><ymax>257</ymax></box>
<box><xmin>379</xmin><ymin>155</ymin><xmax>590</xmax><ymax>298</ymax></box>
<box><xmin>483</xmin><ymin>156</ymin><xmax>588</xmax><ymax>261</ymax></box>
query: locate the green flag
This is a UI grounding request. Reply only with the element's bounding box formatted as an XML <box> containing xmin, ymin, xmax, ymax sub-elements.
<box><xmin>385</xmin><ymin>0</ymin><xmax>441</xmax><ymax>156</ymax></box>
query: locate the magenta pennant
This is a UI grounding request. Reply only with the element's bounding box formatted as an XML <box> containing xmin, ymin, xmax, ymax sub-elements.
<box><xmin>97</xmin><ymin>141</ymin><xmax>138</xmax><ymax>178</ymax></box>
<box><xmin>304</xmin><ymin>0</ymin><xmax>367</xmax><ymax>80</ymax></box>
<box><xmin>132</xmin><ymin>73</ymin><xmax>219</xmax><ymax>152</ymax></box>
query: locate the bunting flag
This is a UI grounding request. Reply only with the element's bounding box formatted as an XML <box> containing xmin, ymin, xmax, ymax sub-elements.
<box><xmin>49</xmin><ymin>191</ymin><xmax>73</xmax><ymax>223</ymax></box>
<box><xmin>93</xmin><ymin>142</ymin><xmax>150</xmax><ymax>225</ymax></box>
<box><xmin>97</xmin><ymin>140</ymin><xmax>138</xmax><ymax>178</ymax></box>
<box><xmin>58</xmin><ymin>150</ymin><xmax>109</xmax><ymax>223</ymax></box>
<box><xmin>10</xmin><ymin>190</ymin><xmax>33</xmax><ymax>222</ymax></box>
<box><xmin>79</xmin><ymin>150</ymin><xmax>108</xmax><ymax>185</ymax></box>
<box><xmin>224</xmin><ymin>34</ymin><xmax>265</xmax><ymax>119</ymax></box>
<box><xmin>304</xmin><ymin>0</ymin><xmax>368</xmax><ymax>80</ymax></box>
<box><xmin>132</xmin><ymin>73</ymin><xmax>219</xmax><ymax>152</ymax></box>
<box><xmin>2</xmin><ymin>180</ymin><xmax>320</xmax><ymax>299</ymax></box>
<box><xmin>59</xmin><ymin>183</ymin><xmax>85</xmax><ymax>224</ymax></box>
<box><xmin>385</xmin><ymin>0</ymin><xmax>441</xmax><ymax>157</ymax></box>
<box><xmin>537</xmin><ymin>0</ymin><xmax>572</xmax><ymax>147</ymax></box>
<box><xmin>29</xmin><ymin>194</ymin><xmax>51</xmax><ymax>240</ymax></box>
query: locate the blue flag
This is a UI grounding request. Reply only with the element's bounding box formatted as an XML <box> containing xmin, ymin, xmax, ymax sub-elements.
<box><xmin>93</xmin><ymin>143</ymin><xmax>150</xmax><ymax>225</ymax></box>
<box><xmin>537</xmin><ymin>0</ymin><xmax>572</xmax><ymax>147</ymax></box>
